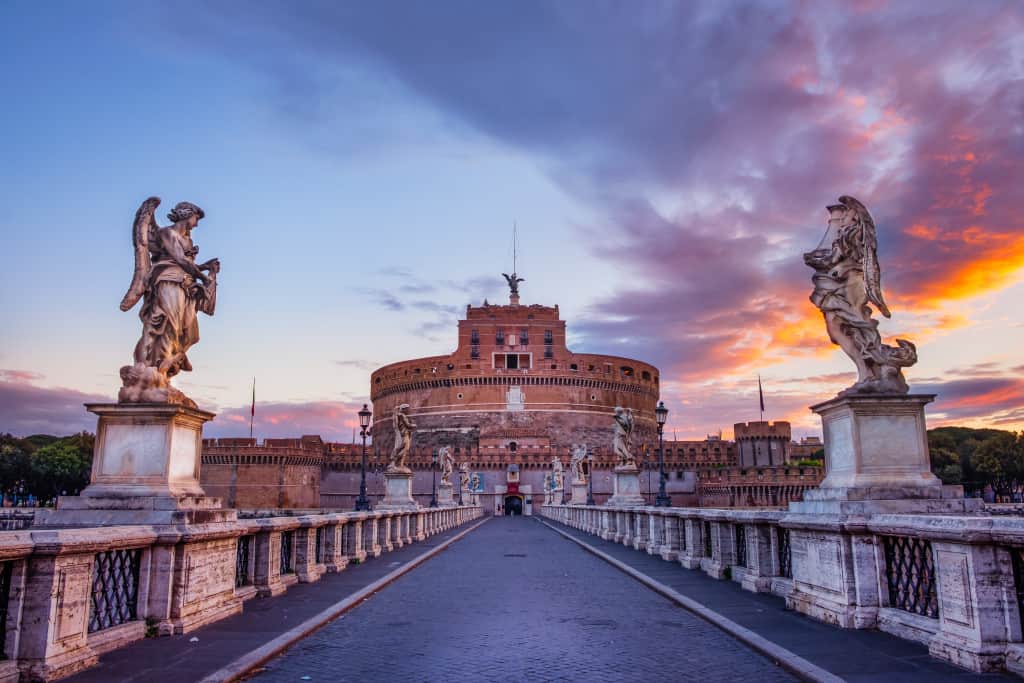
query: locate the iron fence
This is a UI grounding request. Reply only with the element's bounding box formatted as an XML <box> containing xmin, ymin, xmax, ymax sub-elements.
<box><xmin>883</xmin><ymin>535</ymin><xmax>939</xmax><ymax>618</ymax></box>
<box><xmin>777</xmin><ymin>527</ymin><xmax>792</xmax><ymax>578</ymax></box>
<box><xmin>1009</xmin><ymin>547</ymin><xmax>1024</xmax><ymax>634</ymax></box>
<box><xmin>235</xmin><ymin>535</ymin><xmax>253</xmax><ymax>588</ymax></box>
<box><xmin>735</xmin><ymin>524</ymin><xmax>747</xmax><ymax>567</ymax></box>
<box><xmin>89</xmin><ymin>548</ymin><xmax>142</xmax><ymax>633</ymax></box>
<box><xmin>703</xmin><ymin>521</ymin><xmax>712</xmax><ymax>558</ymax></box>
<box><xmin>280</xmin><ymin>531</ymin><xmax>295</xmax><ymax>575</ymax></box>
<box><xmin>0</xmin><ymin>561</ymin><xmax>11</xmax><ymax>658</ymax></box>
<box><xmin>315</xmin><ymin>527</ymin><xmax>324</xmax><ymax>564</ymax></box>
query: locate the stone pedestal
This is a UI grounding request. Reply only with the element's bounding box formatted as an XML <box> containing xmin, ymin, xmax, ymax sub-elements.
<box><xmin>35</xmin><ymin>403</ymin><xmax>235</xmax><ymax>526</ymax></box>
<box><xmin>437</xmin><ymin>482</ymin><xmax>456</xmax><ymax>507</ymax></box>
<box><xmin>607</xmin><ymin>466</ymin><xmax>645</xmax><ymax>507</ymax></box>
<box><xmin>789</xmin><ymin>394</ymin><xmax>980</xmax><ymax>515</ymax></box>
<box><xmin>378</xmin><ymin>469</ymin><xmax>418</xmax><ymax>510</ymax></box>
<box><xmin>785</xmin><ymin>393</ymin><xmax>982</xmax><ymax>631</ymax></box>
<box><xmin>551</xmin><ymin>488</ymin><xmax>564</xmax><ymax>505</ymax></box>
<box><xmin>571</xmin><ymin>481</ymin><xmax>589</xmax><ymax>505</ymax></box>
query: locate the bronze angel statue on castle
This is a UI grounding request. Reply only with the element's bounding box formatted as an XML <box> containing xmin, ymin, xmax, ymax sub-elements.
<box><xmin>118</xmin><ymin>197</ymin><xmax>220</xmax><ymax>407</ymax></box>
<box><xmin>804</xmin><ymin>195</ymin><xmax>916</xmax><ymax>396</ymax></box>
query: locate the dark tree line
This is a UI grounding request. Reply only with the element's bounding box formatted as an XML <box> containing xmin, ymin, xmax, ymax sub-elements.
<box><xmin>928</xmin><ymin>427</ymin><xmax>1024</xmax><ymax>498</ymax></box>
<box><xmin>0</xmin><ymin>432</ymin><xmax>94</xmax><ymax>506</ymax></box>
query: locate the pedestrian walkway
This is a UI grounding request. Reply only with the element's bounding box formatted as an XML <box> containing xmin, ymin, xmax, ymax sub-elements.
<box><xmin>543</xmin><ymin>518</ymin><xmax>1012</xmax><ymax>682</ymax></box>
<box><xmin>64</xmin><ymin>519</ymin><xmax>485</xmax><ymax>683</ymax></box>
<box><xmin>251</xmin><ymin>516</ymin><xmax>796</xmax><ymax>682</ymax></box>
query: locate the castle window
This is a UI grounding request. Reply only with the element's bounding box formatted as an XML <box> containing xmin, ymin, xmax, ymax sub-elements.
<box><xmin>470</xmin><ymin>329</ymin><xmax>479</xmax><ymax>344</ymax></box>
<box><xmin>496</xmin><ymin>330</ymin><xmax>505</xmax><ymax>345</ymax></box>
<box><xmin>471</xmin><ymin>345</ymin><xmax>479</xmax><ymax>359</ymax></box>
<box><xmin>570</xmin><ymin>363</ymin><xmax>578</xmax><ymax>371</ymax></box>
<box><xmin>520</xmin><ymin>329</ymin><xmax>529</xmax><ymax>345</ymax></box>
<box><xmin>588</xmin><ymin>365</ymin><xmax>595</xmax><ymax>371</ymax></box>
<box><xmin>641</xmin><ymin>371</ymin><xmax>651</xmax><ymax>381</ymax></box>
<box><xmin>457</xmin><ymin>393</ymin><xmax>464</xmax><ymax>400</ymax></box>
<box><xmin>620</xmin><ymin>366</ymin><xmax>634</xmax><ymax>377</ymax></box>
<box><xmin>544</xmin><ymin>345</ymin><xmax>553</xmax><ymax>359</ymax></box>
<box><xmin>544</xmin><ymin>330</ymin><xmax>553</xmax><ymax>344</ymax></box>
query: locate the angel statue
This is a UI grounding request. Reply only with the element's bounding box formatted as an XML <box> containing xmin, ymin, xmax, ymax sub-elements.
<box><xmin>804</xmin><ymin>196</ymin><xmax>917</xmax><ymax>395</ymax></box>
<box><xmin>569</xmin><ymin>444</ymin><xmax>589</xmax><ymax>484</ymax></box>
<box><xmin>502</xmin><ymin>272</ymin><xmax>525</xmax><ymax>296</ymax></box>
<box><xmin>612</xmin><ymin>406</ymin><xmax>636</xmax><ymax>468</ymax></box>
<box><xmin>389</xmin><ymin>404</ymin><xmax>416</xmax><ymax>471</ymax></box>
<box><xmin>438</xmin><ymin>445</ymin><xmax>455</xmax><ymax>485</ymax></box>
<box><xmin>550</xmin><ymin>456</ymin><xmax>564</xmax><ymax>490</ymax></box>
<box><xmin>459</xmin><ymin>463</ymin><xmax>471</xmax><ymax>492</ymax></box>
<box><xmin>118</xmin><ymin>197</ymin><xmax>220</xmax><ymax>407</ymax></box>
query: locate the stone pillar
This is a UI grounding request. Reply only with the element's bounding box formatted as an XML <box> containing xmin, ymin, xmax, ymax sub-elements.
<box><xmin>324</xmin><ymin>521</ymin><xmax>349</xmax><ymax>572</ymax></box>
<box><xmin>740</xmin><ymin>521</ymin><xmax>775</xmax><ymax>593</ymax></box>
<box><xmin>346</xmin><ymin>518</ymin><xmax>367</xmax><ymax>563</ymax></box>
<box><xmin>608</xmin><ymin>465</ymin><xmax>644</xmax><ymax>507</ymax></box>
<box><xmin>571</xmin><ymin>481</ymin><xmax>588</xmax><ymax>506</ymax></box>
<box><xmin>380</xmin><ymin>514</ymin><xmax>394</xmax><ymax>552</ymax></box>
<box><xmin>661</xmin><ymin>514</ymin><xmax>680</xmax><ymax>561</ymax></box>
<box><xmin>679</xmin><ymin>518</ymin><xmax>704</xmax><ymax>570</ymax></box>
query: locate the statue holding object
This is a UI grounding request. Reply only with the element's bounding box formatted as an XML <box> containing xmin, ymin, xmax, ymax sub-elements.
<box><xmin>612</xmin><ymin>407</ymin><xmax>636</xmax><ymax>468</ymax></box>
<box><xmin>389</xmin><ymin>404</ymin><xmax>416</xmax><ymax>471</ymax></box>
<box><xmin>438</xmin><ymin>445</ymin><xmax>455</xmax><ymax>485</ymax></box>
<box><xmin>803</xmin><ymin>196</ymin><xmax>917</xmax><ymax>396</ymax></box>
<box><xmin>119</xmin><ymin>197</ymin><xmax>220</xmax><ymax>407</ymax></box>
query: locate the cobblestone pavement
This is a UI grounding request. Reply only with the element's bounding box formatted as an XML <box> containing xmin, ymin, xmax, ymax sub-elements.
<box><xmin>251</xmin><ymin>516</ymin><xmax>795</xmax><ymax>682</ymax></box>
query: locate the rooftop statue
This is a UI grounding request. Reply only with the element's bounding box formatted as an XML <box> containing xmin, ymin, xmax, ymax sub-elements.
<box><xmin>804</xmin><ymin>196</ymin><xmax>917</xmax><ymax>396</ymax></box>
<box><xmin>389</xmin><ymin>404</ymin><xmax>416</xmax><ymax>471</ymax></box>
<box><xmin>118</xmin><ymin>197</ymin><xmax>220</xmax><ymax>407</ymax></box>
<box><xmin>502</xmin><ymin>272</ymin><xmax>525</xmax><ymax>296</ymax></box>
<box><xmin>612</xmin><ymin>406</ymin><xmax>636</xmax><ymax>467</ymax></box>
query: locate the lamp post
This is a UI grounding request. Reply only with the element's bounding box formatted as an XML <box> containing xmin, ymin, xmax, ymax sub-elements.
<box><xmin>655</xmin><ymin>400</ymin><xmax>670</xmax><ymax>507</ymax></box>
<box><xmin>586</xmin><ymin>451</ymin><xmax>596</xmax><ymax>505</ymax></box>
<box><xmin>430</xmin><ymin>449</ymin><xmax>438</xmax><ymax>508</ymax></box>
<box><xmin>354</xmin><ymin>404</ymin><xmax>372</xmax><ymax>511</ymax></box>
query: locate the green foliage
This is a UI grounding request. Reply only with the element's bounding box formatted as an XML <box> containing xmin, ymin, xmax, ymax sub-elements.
<box><xmin>928</xmin><ymin>427</ymin><xmax>1023</xmax><ymax>495</ymax></box>
<box><xmin>0</xmin><ymin>432</ymin><xmax>93</xmax><ymax>505</ymax></box>
<box><xmin>793</xmin><ymin>459</ymin><xmax>824</xmax><ymax>468</ymax></box>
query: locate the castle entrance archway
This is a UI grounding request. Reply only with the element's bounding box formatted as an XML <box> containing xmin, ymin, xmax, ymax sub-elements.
<box><xmin>504</xmin><ymin>495</ymin><xmax>523</xmax><ymax>516</ymax></box>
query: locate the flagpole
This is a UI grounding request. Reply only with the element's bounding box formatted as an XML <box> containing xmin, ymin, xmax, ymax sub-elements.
<box><xmin>758</xmin><ymin>374</ymin><xmax>765</xmax><ymax>423</ymax></box>
<box><xmin>250</xmin><ymin>377</ymin><xmax>255</xmax><ymax>440</ymax></box>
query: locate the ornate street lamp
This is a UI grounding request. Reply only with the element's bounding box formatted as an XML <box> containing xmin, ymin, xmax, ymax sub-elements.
<box><xmin>586</xmin><ymin>450</ymin><xmax>596</xmax><ymax>505</ymax></box>
<box><xmin>655</xmin><ymin>400</ymin><xmax>671</xmax><ymax>507</ymax></box>
<box><xmin>354</xmin><ymin>404</ymin><xmax>372</xmax><ymax>511</ymax></box>
<box><xmin>430</xmin><ymin>449</ymin><xmax>439</xmax><ymax>507</ymax></box>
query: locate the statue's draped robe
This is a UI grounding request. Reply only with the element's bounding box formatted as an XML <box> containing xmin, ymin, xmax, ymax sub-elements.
<box><xmin>134</xmin><ymin>228</ymin><xmax>216</xmax><ymax>376</ymax></box>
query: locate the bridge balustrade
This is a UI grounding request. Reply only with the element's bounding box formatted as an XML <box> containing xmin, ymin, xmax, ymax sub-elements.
<box><xmin>540</xmin><ymin>503</ymin><xmax>1024</xmax><ymax>676</ymax></box>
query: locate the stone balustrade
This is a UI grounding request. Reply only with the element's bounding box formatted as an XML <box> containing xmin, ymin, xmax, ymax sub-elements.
<box><xmin>542</xmin><ymin>503</ymin><xmax>1024</xmax><ymax>677</ymax></box>
<box><xmin>0</xmin><ymin>505</ymin><xmax>482</xmax><ymax>682</ymax></box>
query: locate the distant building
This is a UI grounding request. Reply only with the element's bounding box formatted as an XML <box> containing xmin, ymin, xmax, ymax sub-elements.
<box><xmin>734</xmin><ymin>421</ymin><xmax>792</xmax><ymax>467</ymax></box>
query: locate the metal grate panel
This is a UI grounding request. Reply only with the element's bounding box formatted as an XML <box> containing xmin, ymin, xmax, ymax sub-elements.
<box><xmin>883</xmin><ymin>535</ymin><xmax>938</xmax><ymax>618</ymax></box>
<box><xmin>235</xmin><ymin>535</ymin><xmax>253</xmax><ymax>588</ymax></box>
<box><xmin>89</xmin><ymin>549</ymin><xmax>142</xmax><ymax>633</ymax></box>
<box><xmin>280</xmin><ymin>531</ymin><xmax>295</xmax><ymax>575</ymax></box>
<box><xmin>735</xmin><ymin>524</ymin><xmax>747</xmax><ymax>567</ymax></box>
<box><xmin>0</xmin><ymin>562</ymin><xmax>11</xmax><ymax>659</ymax></box>
<box><xmin>777</xmin><ymin>528</ymin><xmax>792</xmax><ymax>578</ymax></box>
<box><xmin>315</xmin><ymin>527</ymin><xmax>324</xmax><ymax>564</ymax></box>
<box><xmin>703</xmin><ymin>521</ymin><xmax>712</xmax><ymax>558</ymax></box>
<box><xmin>1009</xmin><ymin>547</ymin><xmax>1024</xmax><ymax>635</ymax></box>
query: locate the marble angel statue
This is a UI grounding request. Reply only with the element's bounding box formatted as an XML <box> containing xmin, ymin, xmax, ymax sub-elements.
<box><xmin>569</xmin><ymin>444</ymin><xmax>589</xmax><ymax>484</ymax></box>
<box><xmin>438</xmin><ymin>445</ymin><xmax>455</xmax><ymax>485</ymax></box>
<box><xmin>118</xmin><ymin>197</ymin><xmax>220</xmax><ymax>407</ymax></box>
<box><xmin>612</xmin><ymin>407</ymin><xmax>636</xmax><ymax>467</ymax></box>
<box><xmin>803</xmin><ymin>196</ymin><xmax>917</xmax><ymax>395</ymax></box>
<box><xmin>389</xmin><ymin>404</ymin><xmax>416</xmax><ymax>471</ymax></box>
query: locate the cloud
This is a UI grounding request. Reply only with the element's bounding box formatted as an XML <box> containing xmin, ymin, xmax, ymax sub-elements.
<box><xmin>173</xmin><ymin>2</ymin><xmax>1024</xmax><ymax>435</ymax></box>
<box><xmin>0</xmin><ymin>374</ymin><xmax>109</xmax><ymax>436</ymax></box>
<box><xmin>210</xmin><ymin>398</ymin><xmax>368</xmax><ymax>440</ymax></box>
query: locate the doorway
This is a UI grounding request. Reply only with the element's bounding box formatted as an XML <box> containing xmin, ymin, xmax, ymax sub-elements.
<box><xmin>504</xmin><ymin>495</ymin><xmax>523</xmax><ymax>516</ymax></box>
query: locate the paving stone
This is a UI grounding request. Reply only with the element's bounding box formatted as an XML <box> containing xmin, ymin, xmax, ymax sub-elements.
<box><xmin>252</xmin><ymin>517</ymin><xmax>795</xmax><ymax>682</ymax></box>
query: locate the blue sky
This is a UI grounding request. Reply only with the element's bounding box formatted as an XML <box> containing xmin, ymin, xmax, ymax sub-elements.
<box><xmin>2</xmin><ymin>1</ymin><xmax>1023</xmax><ymax>440</ymax></box>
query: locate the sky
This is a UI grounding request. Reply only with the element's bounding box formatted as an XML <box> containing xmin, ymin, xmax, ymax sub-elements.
<box><xmin>1</xmin><ymin>1</ymin><xmax>1022</xmax><ymax>442</ymax></box>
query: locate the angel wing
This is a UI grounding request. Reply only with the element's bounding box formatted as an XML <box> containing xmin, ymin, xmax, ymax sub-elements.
<box><xmin>839</xmin><ymin>195</ymin><xmax>891</xmax><ymax>319</ymax></box>
<box><xmin>119</xmin><ymin>197</ymin><xmax>161</xmax><ymax>312</ymax></box>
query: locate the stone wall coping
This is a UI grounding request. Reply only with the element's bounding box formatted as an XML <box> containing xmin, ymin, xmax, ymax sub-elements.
<box><xmin>0</xmin><ymin>531</ymin><xmax>35</xmax><ymax>560</ymax></box>
<box><xmin>27</xmin><ymin>525</ymin><xmax>161</xmax><ymax>556</ymax></box>
<box><xmin>544</xmin><ymin>504</ymin><xmax>786</xmax><ymax>524</ymax></box>
<box><xmin>152</xmin><ymin>522</ymin><xmax>247</xmax><ymax>544</ymax></box>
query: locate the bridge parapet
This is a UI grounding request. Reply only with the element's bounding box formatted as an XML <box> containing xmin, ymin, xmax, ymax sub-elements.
<box><xmin>541</xmin><ymin>503</ymin><xmax>1024</xmax><ymax>677</ymax></box>
<box><xmin>0</xmin><ymin>505</ymin><xmax>483</xmax><ymax>681</ymax></box>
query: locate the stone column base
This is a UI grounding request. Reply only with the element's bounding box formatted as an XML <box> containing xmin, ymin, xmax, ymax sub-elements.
<box><xmin>437</xmin><ymin>483</ymin><xmax>456</xmax><ymax>507</ymax></box>
<box><xmin>607</xmin><ymin>466</ymin><xmax>645</xmax><ymax>506</ymax></box>
<box><xmin>378</xmin><ymin>470</ymin><xmax>418</xmax><ymax>510</ymax></box>
<box><xmin>570</xmin><ymin>482</ymin><xmax>589</xmax><ymax>505</ymax></box>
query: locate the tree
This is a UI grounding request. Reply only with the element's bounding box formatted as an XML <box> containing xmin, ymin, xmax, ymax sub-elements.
<box><xmin>971</xmin><ymin>432</ymin><xmax>1024</xmax><ymax>499</ymax></box>
<box><xmin>929</xmin><ymin>446</ymin><xmax>962</xmax><ymax>485</ymax></box>
<box><xmin>0</xmin><ymin>436</ymin><xmax>32</xmax><ymax>504</ymax></box>
<box><xmin>28</xmin><ymin>435</ymin><xmax>93</xmax><ymax>505</ymax></box>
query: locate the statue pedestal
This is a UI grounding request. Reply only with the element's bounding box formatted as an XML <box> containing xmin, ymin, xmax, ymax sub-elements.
<box><xmin>607</xmin><ymin>466</ymin><xmax>645</xmax><ymax>507</ymax></box>
<box><xmin>571</xmin><ymin>482</ymin><xmax>589</xmax><ymax>505</ymax></box>
<box><xmin>789</xmin><ymin>394</ymin><xmax>980</xmax><ymax>515</ymax></box>
<box><xmin>437</xmin><ymin>482</ymin><xmax>456</xmax><ymax>507</ymax></box>
<box><xmin>378</xmin><ymin>469</ymin><xmax>418</xmax><ymax>511</ymax></box>
<box><xmin>36</xmin><ymin>403</ymin><xmax>235</xmax><ymax>526</ymax></box>
<box><xmin>551</xmin><ymin>489</ymin><xmax>564</xmax><ymax>505</ymax></box>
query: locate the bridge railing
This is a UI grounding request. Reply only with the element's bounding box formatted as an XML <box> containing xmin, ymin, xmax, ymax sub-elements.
<box><xmin>0</xmin><ymin>505</ymin><xmax>483</xmax><ymax>681</ymax></box>
<box><xmin>541</xmin><ymin>503</ymin><xmax>1024</xmax><ymax>676</ymax></box>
